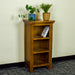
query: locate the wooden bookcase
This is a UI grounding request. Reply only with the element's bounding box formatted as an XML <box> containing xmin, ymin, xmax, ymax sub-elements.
<box><xmin>23</xmin><ymin>20</ymin><xmax>55</xmax><ymax>72</ymax></box>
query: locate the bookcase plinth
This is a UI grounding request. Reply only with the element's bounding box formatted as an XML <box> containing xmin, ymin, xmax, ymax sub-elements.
<box><xmin>23</xmin><ymin>20</ymin><xmax>55</xmax><ymax>72</ymax></box>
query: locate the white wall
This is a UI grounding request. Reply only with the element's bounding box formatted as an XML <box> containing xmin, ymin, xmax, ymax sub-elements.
<box><xmin>52</xmin><ymin>0</ymin><xmax>75</xmax><ymax>57</ymax></box>
<box><xmin>0</xmin><ymin>0</ymin><xmax>75</xmax><ymax>64</ymax></box>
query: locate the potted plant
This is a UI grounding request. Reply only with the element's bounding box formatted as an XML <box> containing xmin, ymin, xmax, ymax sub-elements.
<box><xmin>26</xmin><ymin>4</ymin><xmax>39</xmax><ymax>21</ymax></box>
<box><xmin>17</xmin><ymin>14</ymin><xmax>27</xmax><ymax>22</ymax></box>
<box><xmin>40</xmin><ymin>3</ymin><xmax>52</xmax><ymax>21</ymax></box>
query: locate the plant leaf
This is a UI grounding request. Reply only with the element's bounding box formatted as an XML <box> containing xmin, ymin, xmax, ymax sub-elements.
<box><xmin>40</xmin><ymin>3</ymin><xmax>52</xmax><ymax>13</ymax></box>
<box><xmin>26</xmin><ymin>4</ymin><xmax>29</xmax><ymax>10</ymax></box>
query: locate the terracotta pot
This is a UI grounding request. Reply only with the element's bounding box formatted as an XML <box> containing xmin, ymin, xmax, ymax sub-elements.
<box><xmin>43</xmin><ymin>13</ymin><xmax>50</xmax><ymax>21</ymax></box>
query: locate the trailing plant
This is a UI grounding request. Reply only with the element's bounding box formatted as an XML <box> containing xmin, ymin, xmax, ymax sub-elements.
<box><xmin>18</xmin><ymin>14</ymin><xmax>27</xmax><ymax>19</ymax></box>
<box><xmin>40</xmin><ymin>4</ymin><xmax>52</xmax><ymax>13</ymax></box>
<box><xmin>18</xmin><ymin>14</ymin><xmax>25</xmax><ymax>18</ymax></box>
<box><xmin>26</xmin><ymin>4</ymin><xmax>40</xmax><ymax>14</ymax></box>
<box><xmin>37</xmin><ymin>9</ymin><xmax>40</xmax><ymax>13</ymax></box>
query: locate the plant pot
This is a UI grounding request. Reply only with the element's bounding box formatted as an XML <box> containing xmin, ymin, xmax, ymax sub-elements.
<box><xmin>43</xmin><ymin>13</ymin><xmax>50</xmax><ymax>21</ymax></box>
<box><xmin>28</xmin><ymin>14</ymin><xmax>36</xmax><ymax>21</ymax></box>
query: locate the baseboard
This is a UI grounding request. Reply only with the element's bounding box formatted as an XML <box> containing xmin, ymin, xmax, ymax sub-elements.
<box><xmin>0</xmin><ymin>55</ymin><xmax>75</xmax><ymax>69</ymax></box>
<box><xmin>0</xmin><ymin>62</ymin><xmax>25</xmax><ymax>69</ymax></box>
<box><xmin>52</xmin><ymin>55</ymin><xmax>75</xmax><ymax>62</ymax></box>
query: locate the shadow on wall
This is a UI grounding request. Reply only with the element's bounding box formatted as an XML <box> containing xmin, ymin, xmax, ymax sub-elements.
<box><xmin>10</xmin><ymin>7</ymin><xmax>25</xmax><ymax>62</ymax></box>
<box><xmin>15</xmin><ymin>21</ymin><xmax>24</xmax><ymax>62</ymax></box>
<box><xmin>17</xmin><ymin>21</ymin><xmax>24</xmax><ymax>62</ymax></box>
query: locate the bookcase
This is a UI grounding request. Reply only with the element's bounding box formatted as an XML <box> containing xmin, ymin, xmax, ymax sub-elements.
<box><xmin>23</xmin><ymin>20</ymin><xmax>55</xmax><ymax>72</ymax></box>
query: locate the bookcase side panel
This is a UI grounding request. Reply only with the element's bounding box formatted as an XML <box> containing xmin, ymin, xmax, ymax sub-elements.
<box><xmin>25</xmin><ymin>23</ymin><xmax>30</xmax><ymax>62</ymax></box>
<box><xmin>48</xmin><ymin>24</ymin><xmax>53</xmax><ymax>69</ymax></box>
<box><xmin>30</xmin><ymin>24</ymin><xmax>34</xmax><ymax>72</ymax></box>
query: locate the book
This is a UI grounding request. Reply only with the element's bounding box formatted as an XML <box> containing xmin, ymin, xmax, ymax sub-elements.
<box><xmin>41</xmin><ymin>26</ymin><xmax>49</xmax><ymax>38</ymax></box>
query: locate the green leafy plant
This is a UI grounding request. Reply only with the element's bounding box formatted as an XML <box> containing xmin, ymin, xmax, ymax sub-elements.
<box><xmin>26</xmin><ymin>4</ymin><xmax>40</xmax><ymax>14</ymax></box>
<box><xmin>28</xmin><ymin>17</ymin><xmax>33</xmax><ymax>21</ymax></box>
<box><xmin>18</xmin><ymin>14</ymin><xmax>27</xmax><ymax>18</ymax></box>
<box><xmin>40</xmin><ymin>4</ymin><xmax>52</xmax><ymax>13</ymax></box>
<box><xmin>37</xmin><ymin>9</ymin><xmax>40</xmax><ymax>13</ymax></box>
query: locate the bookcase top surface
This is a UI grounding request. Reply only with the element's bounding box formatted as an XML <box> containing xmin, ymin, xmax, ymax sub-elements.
<box><xmin>23</xmin><ymin>20</ymin><xmax>55</xmax><ymax>24</ymax></box>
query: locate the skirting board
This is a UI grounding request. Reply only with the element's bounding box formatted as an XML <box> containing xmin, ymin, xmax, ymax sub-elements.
<box><xmin>0</xmin><ymin>55</ymin><xmax>75</xmax><ymax>69</ymax></box>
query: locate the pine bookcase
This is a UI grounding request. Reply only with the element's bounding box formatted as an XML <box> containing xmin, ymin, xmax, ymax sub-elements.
<box><xmin>23</xmin><ymin>20</ymin><xmax>55</xmax><ymax>72</ymax></box>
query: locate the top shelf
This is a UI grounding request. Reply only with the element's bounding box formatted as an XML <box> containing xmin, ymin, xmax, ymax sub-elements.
<box><xmin>23</xmin><ymin>20</ymin><xmax>55</xmax><ymax>26</ymax></box>
<box><xmin>23</xmin><ymin>20</ymin><xmax>55</xmax><ymax>24</ymax></box>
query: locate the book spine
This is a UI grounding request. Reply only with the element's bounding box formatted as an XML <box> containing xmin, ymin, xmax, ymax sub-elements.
<box><xmin>41</xmin><ymin>26</ymin><xmax>49</xmax><ymax>38</ymax></box>
<box><xmin>43</xmin><ymin>26</ymin><xmax>49</xmax><ymax>38</ymax></box>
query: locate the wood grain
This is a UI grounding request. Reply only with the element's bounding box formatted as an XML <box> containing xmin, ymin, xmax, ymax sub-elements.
<box><xmin>23</xmin><ymin>20</ymin><xmax>55</xmax><ymax>72</ymax></box>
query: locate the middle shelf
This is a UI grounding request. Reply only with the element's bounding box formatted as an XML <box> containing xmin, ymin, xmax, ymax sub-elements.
<box><xmin>33</xmin><ymin>40</ymin><xmax>49</xmax><ymax>54</ymax></box>
<box><xmin>33</xmin><ymin>36</ymin><xmax>50</xmax><ymax>40</ymax></box>
<box><xmin>33</xmin><ymin>49</ymin><xmax>49</xmax><ymax>54</ymax></box>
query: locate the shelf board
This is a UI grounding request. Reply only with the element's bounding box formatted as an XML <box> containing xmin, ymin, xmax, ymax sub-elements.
<box><xmin>33</xmin><ymin>63</ymin><xmax>49</xmax><ymax>67</ymax></box>
<box><xmin>33</xmin><ymin>36</ymin><xmax>49</xmax><ymax>40</ymax></box>
<box><xmin>33</xmin><ymin>49</ymin><xmax>49</xmax><ymax>54</ymax></box>
<box><xmin>34</xmin><ymin>59</ymin><xmax>49</xmax><ymax>67</ymax></box>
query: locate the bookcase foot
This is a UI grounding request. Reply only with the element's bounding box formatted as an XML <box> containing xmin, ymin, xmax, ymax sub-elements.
<box><xmin>47</xmin><ymin>65</ymin><xmax>52</xmax><ymax>70</ymax></box>
<box><xmin>25</xmin><ymin>64</ymin><xmax>28</xmax><ymax>68</ymax></box>
<box><xmin>29</xmin><ymin>67</ymin><xmax>34</xmax><ymax>72</ymax></box>
<box><xmin>25</xmin><ymin>62</ymin><xmax>28</xmax><ymax>68</ymax></box>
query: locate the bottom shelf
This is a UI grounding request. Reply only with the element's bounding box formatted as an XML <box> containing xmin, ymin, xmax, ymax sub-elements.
<box><xmin>33</xmin><ymin>63</ymin><xmax>49</xmax><ymax>67</ymax></box>
<box><xmin>25</xmin><ymin>61</ymin><xmax>49</xmax><ymax>68</ymax></box>
<box><xmin>34</xmin><ymin>53</ymin><xmax>49</xmax><ymax>66</ymax></box>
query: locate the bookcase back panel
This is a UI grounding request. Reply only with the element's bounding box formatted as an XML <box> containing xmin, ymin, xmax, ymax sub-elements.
<box><xmin>33</xmin><ymin>40</ymin><xmax>49</xmax><ymax>50</ymax></box>
<box><xmin>34</xmin><ymin>53</ymin><xmax>49</xmax><ymax>65</ymax></box>
<box><xmin>33</xmin><ymin>26</ymin><xmax>49</xmax><ymax>38</ymax></box>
